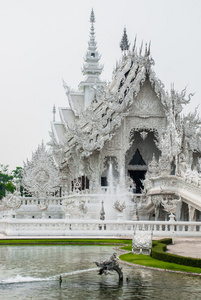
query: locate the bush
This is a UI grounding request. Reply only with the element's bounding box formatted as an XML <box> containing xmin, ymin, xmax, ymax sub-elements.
<box><xmin>152</xmin><ymin>239</ymin><xmax>201</xmax><ymax>268</ymax></box>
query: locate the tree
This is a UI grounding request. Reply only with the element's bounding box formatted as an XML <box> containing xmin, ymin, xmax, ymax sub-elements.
<box><xmin>0</xmin><ymin>165</ymin><xmax>15</xmax><ymax>199</ymax></box>
<box><xmin>11</xmin><ymin>167</ymin><xmax>23</xmax><ymax>184</ymax></box>
<box><xmin>12</xmin><ymin>166</ymin><xmax>23</xmax><ymax>195</ymax></box>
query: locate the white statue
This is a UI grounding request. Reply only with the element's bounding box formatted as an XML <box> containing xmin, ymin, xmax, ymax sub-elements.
<box><xmin>161</xmin><ymin>196</ymin><xmax>181</xmax><ymax>221</ymax></box>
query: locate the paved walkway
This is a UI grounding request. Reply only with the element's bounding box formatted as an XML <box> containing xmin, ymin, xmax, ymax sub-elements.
<box><xmin>166</xmin><ymin>237</ymin><xmax>201</xmax><ymax>259</ymax></box>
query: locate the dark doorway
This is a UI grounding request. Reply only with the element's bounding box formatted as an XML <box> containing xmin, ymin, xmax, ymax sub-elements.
<box><xmin>129</xmin><ymin>149</ymin><xmax>146</xmax><ymax>165</ymax></box>
<box><xmin>129</xmin><ymin>170</ymin><xmax>146</xmax><ymax>193</ymax></box>
<box><xmin>128</xmin><ymin>148</ymin><xmax>147</xmax><ymax>193</ymax></box>
<box><xmin>101</xmin><ymin>177</ymin><xmax>107</xmax><ymax>186</ymax></box>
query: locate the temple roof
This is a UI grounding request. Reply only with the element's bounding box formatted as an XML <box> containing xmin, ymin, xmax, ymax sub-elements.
<box><xmin>49</xmin><ymin>13</ymin><xmax>195</xmax><ymax>167</ymax></box>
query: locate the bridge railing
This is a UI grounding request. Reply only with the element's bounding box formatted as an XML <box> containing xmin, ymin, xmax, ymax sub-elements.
<box><xmin>0</xmin><ymin>219</ymin><xmax>201</xmax><ymax>237</ymax></box>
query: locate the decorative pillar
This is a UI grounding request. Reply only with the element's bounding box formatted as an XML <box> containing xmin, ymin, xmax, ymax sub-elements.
<box><xmin>176</xmin><ymin>201</ymin><xmax>182</xmax><ymax>221</ymax></box>
<box><xmin>188</xmin><ymin>204</ymin><xmax>196</xmax><ymax>222</ymax></box>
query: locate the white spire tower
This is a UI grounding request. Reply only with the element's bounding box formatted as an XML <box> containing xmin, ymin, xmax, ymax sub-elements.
<box><xmin>79</xmin><ymin>9</ymin><xmax>104</xmax><ymax>108</ymax></box>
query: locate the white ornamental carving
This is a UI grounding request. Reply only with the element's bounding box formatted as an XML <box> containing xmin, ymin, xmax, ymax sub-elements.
<box><xmin>147</xmin><ymin>154</ymin><xmax>159</xmax><ymax>177</ymax></box>
<box><xmin>140</xmin><ymin>131</ymin><xmax>148</xmax><ymax>140</ymax></box>
<box><xmin>23</xmin><ymin>142</ymin><xmax>61</xmax><ymax>197</ymax></box>
<box><xmin>0</xmin><ymin>191</ymin><xmax>22</xmax><ymax>211</ymax></box>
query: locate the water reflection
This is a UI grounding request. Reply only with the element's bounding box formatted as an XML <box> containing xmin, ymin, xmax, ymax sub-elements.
<box><xmin>0</xmin><ymin>245</ymin><xmax>201</xmax><ymax>299</ymax></box>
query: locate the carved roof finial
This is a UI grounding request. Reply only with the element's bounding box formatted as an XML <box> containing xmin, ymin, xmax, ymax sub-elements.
<box><xmin>139</xmin><ymin>40</ymin><xmax>143</xmax><ymax>56</ymax></box>
<box><xmin>145</xmin><ymin>43</ymin><xmax>148</xmax><ymax>56</ymax></box>
<box><xmin>171</xmin><ymin>83</ymin><xmax>175</xmax><ymax>95</ymax></box>
<box><xmin>148</xmin><ymin>41</ymin><xmax>151</xmax><ymax>55</ymax></box>
<box><xmin>132</xmin><ymin>35</ymin><xmax>137</xmax><ymax>53</ymax></box>
<box><xmin>120</xmin><ymin>27</ymin><xmax>130</xmax><ymax>52</ymax></box>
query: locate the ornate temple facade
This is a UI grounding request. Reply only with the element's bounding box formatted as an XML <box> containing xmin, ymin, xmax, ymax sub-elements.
<box><xmin>45</xmin><ymin>10</ymin><xmax>201</xmax><ymax>221</ymax></box>
<box><xmin>2</xmin><ymin>9</ymin><xmax>201</xmax><ymax>224</ymax></box>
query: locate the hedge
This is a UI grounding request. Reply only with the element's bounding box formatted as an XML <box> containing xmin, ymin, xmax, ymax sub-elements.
<box><xmin>152</xmin><ymin>238</ymin><xmax>201</xmax><ymax>268</ymax></box>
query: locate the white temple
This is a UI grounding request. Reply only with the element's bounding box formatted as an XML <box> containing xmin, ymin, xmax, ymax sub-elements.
<box><xmin>2</xmin><ymin>9</ymin><xmax>201</xmax><ymax>226</ymax></box>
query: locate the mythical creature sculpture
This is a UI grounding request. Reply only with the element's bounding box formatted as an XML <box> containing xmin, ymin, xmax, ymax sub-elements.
<box><xmin>161</xmin><ymin>196</ymin><xmax>181</xmax><ymax>219</ymax></box>
<box><xmin>62</xmin><ymin>197</ymin><xmax>77</xmax><ymax>218</ymax></box>
<box><xmin>78</xmin><ymin>200</ymin><xmax>88</xmax><ymax>218</ymax></box>
<box><xmin>0</xmin><ymin>191</ymin><xmax>22</xmax><ymax>211</ymax></box>
<box><xmin>37</xmin><ymin>201</ymin><xmax>49</xmax><ymax>219</ymax></box>
<box><xmin>178</xmin><ymin>153</ymin><xmax>187</xmax><ymax>177</ymax></box>
<box><xmin>113</xmin><ymin>200</ymin><xmax>126</xmax><ymax>213</ymax></box>
<box><xmin>151</xmin><ymin>195</ymin><xmax>162</xmax><ymax>221</ymax></box>
<box><xmin>94</xmin><ymin>253</ymin><xmax>123</xmax><ymax>281</ymax></box>
<box><xmin>132</xmin><ymin>229</ymin><xmax>153</xmax><ymax>255</ymax></box>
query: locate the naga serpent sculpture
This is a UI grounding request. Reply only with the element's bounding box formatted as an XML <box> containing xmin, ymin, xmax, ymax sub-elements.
<box><xmin>94</xmin><ymin>253</ymin><xmax>123</xmax><ymax>281</ymax></box>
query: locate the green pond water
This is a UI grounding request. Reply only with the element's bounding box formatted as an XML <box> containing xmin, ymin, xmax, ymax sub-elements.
<box><xmin>0</xmin><ymin>245</ymin><xmax>200</xmax><ymax>299</ymax></box>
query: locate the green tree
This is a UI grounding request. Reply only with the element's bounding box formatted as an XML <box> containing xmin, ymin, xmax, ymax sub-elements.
<box><xmin>12</xmin><ymin>167</ymin><xmax>23</xmax><ymax>184</ymax></box>
<box><xmin>12</xmin><ymin>166</ymin><xmax>23</xmax><ymax>195</ymax></box>
<box><xmin>0</xmin><ymin>164</ymin><xmax>16</xmax><ymax>199</ymax></box>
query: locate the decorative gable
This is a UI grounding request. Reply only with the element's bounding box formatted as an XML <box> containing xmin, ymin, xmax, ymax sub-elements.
<box><xmin>130</xmin><ymin>79</ymin><xmax>165</xmax><ymax>117</ymax></box>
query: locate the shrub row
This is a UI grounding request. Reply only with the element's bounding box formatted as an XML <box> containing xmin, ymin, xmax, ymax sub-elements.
<box><xmin>152</xmin><ymin>238</ymin><xmax>201</xmax><ymax>268</ymax></box>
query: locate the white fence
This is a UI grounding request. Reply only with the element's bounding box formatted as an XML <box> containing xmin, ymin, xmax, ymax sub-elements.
<box><xmin>0</xmin><ymin>219</ymin><xmax>201</xmax><ymax>237</ymax></box>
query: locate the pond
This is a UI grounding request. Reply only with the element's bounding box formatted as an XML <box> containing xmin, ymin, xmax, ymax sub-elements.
<box><xmin>0</xmin><ymin>245</ymin><xmax>201</xmax><ymax>299</ymax></box>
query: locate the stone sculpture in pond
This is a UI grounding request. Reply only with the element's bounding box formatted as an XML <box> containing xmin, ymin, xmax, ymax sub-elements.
<box><xmin>94</xmin><ymin>253</ymin><xmax>123</xmax><ymax>281</ymax></box>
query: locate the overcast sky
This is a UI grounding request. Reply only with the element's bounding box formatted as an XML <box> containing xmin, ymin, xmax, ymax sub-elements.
<box><xmin>0</xmin><ymin>0</ymin><xmax>201</xmax><ymax>171</ymax></box>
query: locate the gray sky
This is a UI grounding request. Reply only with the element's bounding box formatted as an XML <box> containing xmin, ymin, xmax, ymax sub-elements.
<box><xmin>0</xmin><ymin>0</ymin><xmax>201</xmax><ymax>170</ymax></box>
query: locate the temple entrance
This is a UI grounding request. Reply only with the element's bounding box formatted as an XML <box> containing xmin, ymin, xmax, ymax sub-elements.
<box><xmin>125</xmin><ymin>131</ymin><xmax>160</xmax><ymax>193</ymax></box>
<box><xmin>127</xmin><ymin>148</ymin><xmax>147</xmax><ymax>193</ymax></box>
<box><xmin>129</xmin><ymin>170</ymin><xmax>146</xmax><ymax>193</ymax></box>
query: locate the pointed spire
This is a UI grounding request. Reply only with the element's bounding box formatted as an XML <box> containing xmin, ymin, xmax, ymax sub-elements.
<box><xmin>80</xmin><ymin>9</ymin><xmax>103</xmax><ymax>87</ymax></box>
<box><xmin>52</xmin><ymin>104</ymin><xmax>56</xmax><ymax>122</ymax></box>
<box><xmin>89</xmin><ymin>8</ymin><xmax>96</xmax><ymax>49</ymax></box>
<box><xmin>90</xmin><ymin>8</ymin><xmax>95</xmax><ymax>23</ymax></box>
<box><xmin>120</xmin><ymin>28</ymin><xmax>130</xmax><ymax>52</ymax></box>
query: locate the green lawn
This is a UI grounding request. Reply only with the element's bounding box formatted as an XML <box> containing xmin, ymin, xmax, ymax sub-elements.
<box><xmin>0</xmin><ymin>238</ymin><xmax>132</xmax><ymax>246</ymax></box>
<box><xmin>119</xmin><ymin>251</ymin><xmax>201</xmax><ymax>274</ymax></box>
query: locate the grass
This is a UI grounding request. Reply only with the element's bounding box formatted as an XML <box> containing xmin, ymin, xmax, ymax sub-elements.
<box><xmin>0</xmin><ymin>238</ymin><xmax>132</xmax><ymax>246</ymax></box>
<box><xmin>119</xmin><ymin>245</ymin><xmax>201</xmax><ymax>274</ymax></box>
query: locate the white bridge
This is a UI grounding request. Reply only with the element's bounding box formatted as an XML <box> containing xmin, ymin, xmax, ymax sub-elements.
<box><xmin>146</xmin><ymin>175</ymin><xmax>201</xmax><ymax>213</ymax></box>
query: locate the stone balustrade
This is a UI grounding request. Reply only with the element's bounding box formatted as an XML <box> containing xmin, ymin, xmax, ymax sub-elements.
<box><xmin>0</xmin><ymin>219</ymin><xmax>201</xmax><ymax>237</ymax></box>
<box><xmin>20</xmin><ymin>197</ymin><xmax>63</xmax><ymax>206</ymax></box>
